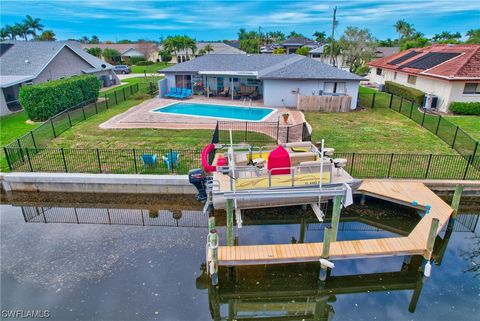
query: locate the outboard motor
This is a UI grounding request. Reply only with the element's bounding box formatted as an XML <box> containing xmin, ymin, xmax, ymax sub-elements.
<box><xmin>188</xmin><ymin>169</ymin><xmax>207</xmax><ymax>202</ymax></box>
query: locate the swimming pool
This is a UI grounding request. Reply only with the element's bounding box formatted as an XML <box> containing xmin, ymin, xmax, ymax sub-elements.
<box><xmin>153</xmin><ymin>102</ymin><xmax>275</xmax><ymax>121</ymax></box>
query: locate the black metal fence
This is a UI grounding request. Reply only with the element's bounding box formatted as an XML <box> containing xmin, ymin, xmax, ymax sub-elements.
<box><xmin>3</xmin><ymin>82</ymin><xmax>156</xmax><ymax>150</ymax></box>
<box><xmin>358</xmin><ymin>91</ymin><xmax>479</xmax><ymax>158</ymax></box>
<box><xmin>4</xmin><ymin>146</ymin><xmax>479</xmax><ymax>179</ymax></box>
<box><xmin>212</xmin><ymin>121</ymin><xmax>311</xmax><ymax>145</ymax></box>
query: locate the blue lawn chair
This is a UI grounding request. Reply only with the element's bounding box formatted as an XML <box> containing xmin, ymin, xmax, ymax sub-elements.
<box><xmin>183</xmin><ymin>89</ymin><xmax>192</xmax><ymax>99</ymax></box>
<box><xmin>142</xmin><ymin>154</ymin><xmax>157</xmax><ymax>166</ymax></box>
<box><xmin>165</xmin><ymin>87</ymin><xmax>176</xmax><ymax>98</ymax></box>
<box><xmin>162</xmin><ymin>151</ymin><xmax>180</xmax><ymax>172</ymax></box>
<box><xmin>173</xmin><ymin>88</ymin><xmax>188</xmax><ymax>99</ymax></box>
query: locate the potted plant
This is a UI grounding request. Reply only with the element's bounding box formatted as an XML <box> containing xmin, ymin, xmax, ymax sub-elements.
<box><xmin>282</xmin><ymin>113</ymin><xmax>290</xmax><ymax>123</ymax></box>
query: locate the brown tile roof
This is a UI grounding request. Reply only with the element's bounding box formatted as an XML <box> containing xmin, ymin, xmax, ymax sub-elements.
<box><xmin>368</xmin><ymin>44</ymin><xmax>480</xmax><ymax>81</ymax></box>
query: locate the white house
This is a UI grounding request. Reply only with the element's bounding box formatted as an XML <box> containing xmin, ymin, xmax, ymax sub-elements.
<box><xmin>160</xmin><ymin>54</ymin><xmax>363</xmax><ymax>108</ymax></box>
<box><xmin>368</xmin><ymin>44</ymin><xmax>480</xmax><ymax>112</ymax></box>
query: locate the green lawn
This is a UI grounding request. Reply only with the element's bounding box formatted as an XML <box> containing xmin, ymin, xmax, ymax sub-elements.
<box><xmin>444</xmin><ymin>115</ymin><xmax>480</xmax><ymax>141</ymax></box>
<box><xmin>102</xmin><ymin>76</ymin><xmax>163</xmax><ymax>94</ymax></box>
<box><xmin>0</xmin><ymin>111</ymin><xmax>41</xmax><ymax>171</ymax></box>
<box><xmin>305</xmin><ymin>108</ymin><xmax>454</xmax><ymax>154</ymax></box>
<box><xmin>131</xmin><ymin>62</ymin><xmax>173</xmax><ymax>74</ymax></box>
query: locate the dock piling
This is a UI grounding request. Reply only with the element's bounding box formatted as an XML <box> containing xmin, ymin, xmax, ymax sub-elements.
<box><xmin>208</xmin><ymin>229</ymin><xmax>219</xmax><ymax>285</ymax></box>
<box><xmin>331</xmin><ymin>195</ymin><xmax>342</xmax><ymax>242</ymax></box>
<box><xmin>320</xmin><ymin>225</ymin><xmax>332</xmax><ymax>281</ymax></box>
<box><xmin>226</xmin><ymin>199</ymin><xmax>234</xmax><ymax>246</ymax></box>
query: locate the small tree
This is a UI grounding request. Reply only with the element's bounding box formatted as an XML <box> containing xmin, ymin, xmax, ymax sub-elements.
<box><xmin>296</xmin><ymin>46</ymin><xmax>311</xmax><ymax>56</ymax></box>
<box><xmin>102</xmin><ymin>48</ymin><xmax>121</xmax><ymax>64</ymax></box>
<box><xmin>85</xmin><ymin>47</ymin><xmax>102</xmax><ymax>58</ymax></box>
<box><xmin>90</xmin><ymin>35</ymin><xmax>100</xmax><ymax>44</ymax></box>
<box><xmin>272</xmin><ymin>48</ymin><xmax>286</xmax><ymax>54</ymax></box>
<box><xmin>466</xmin><ymin>29</ymin><xmax>480</xmax><ymax>44</ymax></box>
<box><xmin>159</xmin><ymin>50</ymin><xmax>172</xmax><ymax>62</ymax></box>
<box><xmin>37</xmin><ymin>30</ymin><xmax>56</xmax><ymax>41</ymax></box>
<box><xmin>137</xmin><ymin>41</ymin><xmax>155</xmax><ymax>61</ymax></box>
<box><xmin>313</xmin><ymin>31</ymin><xmax>327</xmax><ymax>43</ymax></box>
<box><xmin>339</xmin><ymin>27</ymin><xmax>377</xmax><ymax>72</ymax></box>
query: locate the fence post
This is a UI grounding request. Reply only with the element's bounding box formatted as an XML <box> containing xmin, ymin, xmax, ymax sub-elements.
<box><xmin>435</xmin><ymin>116</ymin><xmax>441</xmax><ymax>135</ymax></box>
<box><xmin>50</xmin><ymin>118</ymin><xmax>57</xmax><ymax>138</ymax></box>
<box><xmin>421</xmin><ymin>109</ymin><xmax>426</xmax><ymax>126</ymax></box>
<box><xmin>96</xmin><ymin>149</ymin><xmax>102</xmax><ymax>173</ymax></box>
<box><xmin>409</xmin><ymin>101</ymin><xmax>414</xmax><ymax>118</ymax></box>
<box><xmin>463</xmin><ymin>155</ymin><xmax>472</xmax><ymax>180</ymax></box>
<box><xmin>471</xmin><ymin>141</ymin><xmax>478</xmax><ymax>157</ymax></box>
<box><xmin>123</xmin><ymin>87</ymin><xmax>126</xmax><ymax>101</ymax></box>
<box><xmin>25</xmin><ymin>148</ymin><xmax>33</xmax><ymax>172</ymax></box>
<box><xmin>399</xmin><ymin>97</ymin><xmax>403</xmax><ymax>113</ymax></box>
<box><xmin>81</xmin><ymin>105</ymin><xmax>86</xmax><ymax>120</ymax></box>
<box><xmin>276</xmin><ymin>120</ymin><xmax>279</xmax><ymax>144</ymax></box>
<box><xmin>114</xmin><ymin>91</ymin><xmax>118</xmax><ymax>105</ymax></box>
<box><xmin>3</xmin><ymin>147</ymin><xmax>12</xmax><ymax>170</ymax></box>
<box><xmin>133</xmin><ymin>149</ymin><xmax>138</xmax><ymax>174</ymax></box>
<box><xmin>452</xmin><ymin>126</ymin><xmax>459</xmax><ymax>148</ymax></box>
<box><xmin>286</xmin><ymin>126</ymin><xmax>290</xmax><ymax>143</ymax></box>
<box><xmin>67</xmin><ymin>110</ymin><xmax>72</xmax><ymax>127</ymax></box>
<box><xmin>17</xmin><ymin>139</ymin><xmax>25</xmax><ymax>162</ymax></box>
<box><xmin>169</xmin><ymin>149</ymin><xmax>173</xmax><ymax>174</ymax></box>
<box><xmin>130</xmin><ymin>84</ymin><xmax>133</xmax><ymax>95</ymax></box>
<box><xmin>94</xmin><ymin>100</ymin><xmax>98</xmax><ymax>114</ymax></box>
<box><xmin>371</xmin><ymin>93</ymin><xmax>376</xmax><ymax>108</ymax></box>
<box><xmin>244</xmin><ymin>122</ymin><xmax>248</xmax><ymax>143</ymax></box>
<box><xmin>61</xmin><ymin>148</ymin><xmax>68</xmax><ymax>172</ymax></box>
<box><xmin>387</xmin><ymin>153</ymin><xmax>394</xmax><ymax>177</ymax></box>
<box><xmin>105</xmin><ymin>94</ymin><xmax>109</xmax><ymax>109</ymax></box>
<box><xmin>389</xmin><ymin>93</ymin><xmax>393</xmax><ymax>109</ymax></box>
<box><xmin>425</xmin><ymin>154</ymin><xmax>433</xmax><ymax>179</ymax></box>
<box><xmin>30</xmin><ymin>131</ymin><xmax>37</xmax><ymax>149</ymax></box>
<box><xmin>350</xmin><ymin>153</ymin><xmax>356</xmax><ymax>174</ymax></box>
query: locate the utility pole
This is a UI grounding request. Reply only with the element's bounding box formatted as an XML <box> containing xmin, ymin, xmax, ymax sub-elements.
<box><xmin>330</xmin><ymin>6</ymin><xmax>337</xmax><ymax>67</ymax></box>
<box><xmin>258</xmin><ymin>26</ymin><xmax>261</xmax><ymax>54</ymax></box>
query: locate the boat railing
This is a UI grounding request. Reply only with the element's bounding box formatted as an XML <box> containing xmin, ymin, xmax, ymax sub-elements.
<box><xmin>230</xmin><ymin>163</ymin><xmax>332</xmax><ymax>190</ymax></box>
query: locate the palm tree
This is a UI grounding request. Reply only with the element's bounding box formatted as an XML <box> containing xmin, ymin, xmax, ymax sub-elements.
<box><xmin>5</xmin><ymin>25</ymin><xmax>18</xmax><ymax>40</ymax></box>
<box><xmin>15</xmin><ymin>22</ymin><xmax>34</xmax><ymax>40</ymax></box>
<box><xmin>37</xmin><ymin>30</ymin><xmax>56</xmax><ymax>41</ymax></box>
<box><xmin>0</xmin><ymin>28</ymin><xmax>8</xmax><ymax>40</ymax></box>
<box><xmin>323</xmin><ymin>39</ymin><xmax>341</xmax><ymax>67</ymax></box>
<box><xmin>203</xmin><ymin>44</ymin><xmax>214</xmax><ymax>54</ymax></box>
<box><xmin>313</xmin><ymin>31</ymin><xmax>327</xmax><ymax>43</ymax></box>
<box><xmin>23</xmin><ymin>15</ymin><xmax>43</xmax><ymax>37</ymax></box>
<box><xmin>394</xmin><ymin>20</ymin><xmax>414</xmax><ymax>40</ymax></box>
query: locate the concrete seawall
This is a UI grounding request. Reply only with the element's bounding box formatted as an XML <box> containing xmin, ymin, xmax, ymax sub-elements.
<box><xmin>1</xmin><ymin>172</ymin><xmax>196</xmax><ymax>194</ymax></box>
<box><xmin>1</xmin><ymin>173</ymin><xmax>479</xmax><ymax>195</ymax></box>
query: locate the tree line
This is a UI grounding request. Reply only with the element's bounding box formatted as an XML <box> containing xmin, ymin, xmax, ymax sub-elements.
<box><xmin>0</xmin><ymin>16</ymin><xmax>55</xmax><ymax>41</ymax></box>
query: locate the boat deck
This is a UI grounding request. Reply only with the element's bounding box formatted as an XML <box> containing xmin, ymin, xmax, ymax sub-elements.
<box><xmin>214</xmin><ymin>180</ymin><xmax>453</xmax><ymax>266</ymax></box>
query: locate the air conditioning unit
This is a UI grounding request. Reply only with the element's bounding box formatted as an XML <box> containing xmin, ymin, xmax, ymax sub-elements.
<box><xmin>423</xmin><ymin>94</ymin><xmax>438</xmax><ymax>109</ymax></box>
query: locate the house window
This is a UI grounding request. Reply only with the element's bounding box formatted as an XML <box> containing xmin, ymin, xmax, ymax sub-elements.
<box><xmin>463</xmin><ymin>83</ymin><xmax>480</xmax><ymax>94</ymax></box>
<box><xmin>324</xmin><ymin>82</ymin><xmax>346</xmax><ymax>94</ymax></box>
<box><xmin>376</xmin><ymin>68</ymin><xmax>383</xmax><ymax>76</ymax></box>
<box><xmin>393</xmin><ymin>72</ymin><xmax>397</xmax><ymax>80</ymax></box>
<box><xmin>175</xmin><ymin>75</ymin><xmax>191</xmax><ymax>88</ymax></box>
<box><xmin>407</xmin><ymin>75</ymin><xmax>417</xmax><ymax>85</ymax></box>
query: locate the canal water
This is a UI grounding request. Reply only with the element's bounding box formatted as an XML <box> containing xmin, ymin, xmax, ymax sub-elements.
<box><xmin>1</xmin><ymin>192</ymin><xmax>479</xmax><ymax>321</ymax></box>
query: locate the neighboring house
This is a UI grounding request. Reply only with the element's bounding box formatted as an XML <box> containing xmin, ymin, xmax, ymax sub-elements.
<box><xmin>308</xmin><ymin>45</ymin><xmax>347</xmax><ymax>69</ymax></box>
<box><xmin>279</xmin><ymin>37</ymin><xmax>319</xmax><ymax>54</ymax></box>
<box><xmin>78</xmin><ymin>42</ymin><xmax>160</xmax><ymax>63</ymax></box>
<box><xmin>161</xmin><ymin>54</ymin><xmax>363</xmax><ymax>108</ymax></box>
<box><xmin>374</xmin><ymin>47</ymin><xmax>400</xmax><ymax>58</ymax></box>
<box><xmin>163</xmin><ymin>42</ymin><xmax>246</xmax><ymax>64</ymax></box>
<box><xmin>368</xmin><ymin>44</ymin><xmax>480</xmax><ymax>112</ymax></box>
<box><xmin>0</xmin><ymin>41</ymin><xmax>119</xmax><ymax>116</ymax></box>
<box><xmin>223</xmin><ymin>40</ymin><xmax>241</xmax><ymax>49</ymax></box>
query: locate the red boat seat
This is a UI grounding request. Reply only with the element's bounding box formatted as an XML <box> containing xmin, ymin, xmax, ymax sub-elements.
<box><xmin>267</xmin><ymin>146</ymin><xmax>291</xmax><ymax>175</ymax></box>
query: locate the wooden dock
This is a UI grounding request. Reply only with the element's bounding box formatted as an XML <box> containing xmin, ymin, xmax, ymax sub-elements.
<box><xmin>214</xmin><ymin>180</ymin><xmax>454</xmax><ymax>266</ymax></box>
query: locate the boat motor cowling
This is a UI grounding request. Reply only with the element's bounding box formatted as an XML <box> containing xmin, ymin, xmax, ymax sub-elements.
<box><xmin>188</xmin><ymin>169</ymin><xmax>207</xmax><ymax>202</ymax></box>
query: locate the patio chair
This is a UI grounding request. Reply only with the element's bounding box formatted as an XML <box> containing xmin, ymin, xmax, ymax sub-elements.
<box><xmin>173</xmin><ymin>88</ymin><xmax>188</xmax><ymax>99</ymax></box>
<box><xmin>165</xmin><ymin>87</ymin><xmax>177</xmax><ymax>98</ymax></box>
<box><xmin>184</xmin><ymin>89</ymin><xmax>192</xmax><ymax>99</ymax></box>
<box><xmin>141</xmin><ymin>154</ymin><xmax>158</xmax><ymax>166</ymax></box>
<box><xmin>219</xmin><ymin>87</ymin><xmax>229</xmax><ymax>97</ymax></box>
<box><xmin>162</xmin><ymin>151</ymin><xmax>180</xmax><ymax>172</ymax></box>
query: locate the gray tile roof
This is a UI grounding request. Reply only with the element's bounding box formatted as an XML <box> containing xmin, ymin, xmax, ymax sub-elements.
<box><xmin>0</xmin><ymin>40</ymin><xmax>113</xmax><ymax>79</ymax></box>
<box><xmin>162</xmin><ymin>53</ymin><xmax>363</xmax><ymax>81</ymax></box>
<box><xmin>280</xmin><ymin>36</ymin><xmax>318</xmax><ymax>46</ymax></box>
<box><xmin>162</xmin><ymin>54</ymin><xmax>294</xmax><ymax>73</ymax></box>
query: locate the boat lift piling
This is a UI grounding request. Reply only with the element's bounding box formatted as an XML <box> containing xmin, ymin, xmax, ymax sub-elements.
<box><xmin>448</xmin><ymin>184</ymin><xmax>463</xmax><ymax>230</ymax></box>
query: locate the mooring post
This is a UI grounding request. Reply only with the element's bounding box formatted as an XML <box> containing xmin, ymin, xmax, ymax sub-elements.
<box><xmin>226</xmin><ymin>199</ymin><xmax>234</xmax><ymax>246</ymax></box>
<box><xmin>449</xmin><ymin>185</ymin><xmax>463</xmax><ymax>225</ymax></box>
<box><xmin>208</xmin><ymin>216</ymin><xmax>216</xmax><ymax>232</ymax></box>
<box><xmin>423</xmin><ymin>218</ymin><xmax>439</xmax><ymax>278</ymax></box>
<box><xmin>330</xmin><ymin>195</ymin><xmax>342</xmax><ymax>242</ymax></box>
<box><xmin>408</xmin><ymin>273</ymin><xmax>424</xmax><ymax>313</ymax></box>
<box><xmin>208</xmin><ymin>229</ymin><xmax>219</xmax><ymax>285</ymax></box>
<box><xmin>299</xmin><ymin>217</ymin><xmax>306</xmax><ymax>244</ymax></box>
<box><xmin>360</xmin><ymin>194</ymin><xmax>366</xmax><ymax>206</ymax></box>
<box><xmin>319</xmin><ymin>225</ymin><xmax>332</xmax><ymax>281</ymax></box>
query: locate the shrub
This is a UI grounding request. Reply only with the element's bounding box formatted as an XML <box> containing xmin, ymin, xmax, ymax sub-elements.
<box><xmin>449</xmin><ymin>102</ymin><xmax>480</xmax><ymax>115</ymax></box>
<box><xmin>159</xmin><ymin>50</ymin><xmax>172</xmax><ymax>62</ymax></box>
<box><xmin>296</xmin><ymin>46</ymin><xmax>311</xmax><ymax>56</ymax></box>
<box><xmin>135</xmin><ymin>60</ymin><xmax>154</xmax><ymax>66</ymax></box>
<box><xmin>19</xmin><ymin>75</ymin><xmax>101</xmax><ymax>121</ymax></box>
<box><xmin>384</xmin><ymin>81</ymin><xmax>425</xmax><ymax>105</ymax></box>
<box><xmin>128</xmin><ymin>56</ymin><xmax>146</xmax><ymax>65</ymax></box>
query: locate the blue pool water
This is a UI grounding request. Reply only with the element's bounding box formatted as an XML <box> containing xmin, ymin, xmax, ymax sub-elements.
<box><xmin>154</xmin><ymin>103</ymin><xmax>275</xmax><ymax>121</ymax></box>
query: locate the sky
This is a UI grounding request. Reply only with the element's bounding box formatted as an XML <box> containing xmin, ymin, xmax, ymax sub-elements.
<box><xmin>1</xmin><ymin>0</ymin><xmax>479</xmax><ymax>42</ymax></box>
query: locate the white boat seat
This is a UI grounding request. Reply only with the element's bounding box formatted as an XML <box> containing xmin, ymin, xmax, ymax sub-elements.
<box><xmin>284</xmin><ymin>142</ymin><xmax>312</xmax><ymax>148</ymax></box>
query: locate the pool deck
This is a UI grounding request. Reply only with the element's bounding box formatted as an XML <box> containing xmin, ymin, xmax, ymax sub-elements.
<box><xmin>100</xmin><ymin>96</ymin><xmax>305</xmax><ymax>130</ymax></box>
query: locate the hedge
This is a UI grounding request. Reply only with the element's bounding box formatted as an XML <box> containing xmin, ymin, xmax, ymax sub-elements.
<box><xmin>384</xmin><ymin>81</ymin><xmax>425</xmax><ymax>105</ymax></box>
<box><xmin>449</xmin><ymin>102</ymin><xmax>480</xmax><ymax>115</ymax></box>
<box><xmin>19</xmin><ymin>75</ymin><xmax>101</xmax><ymax>121</ymax></box>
